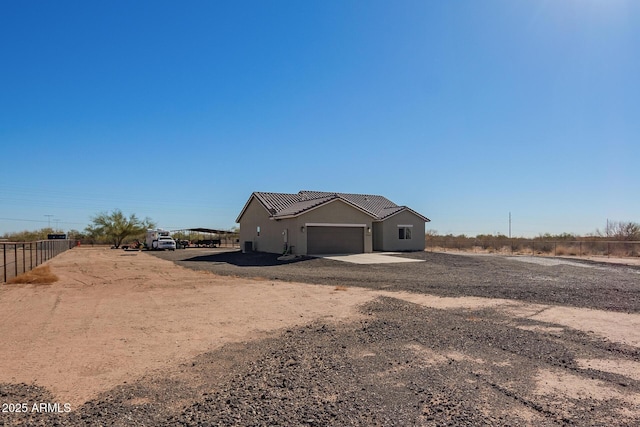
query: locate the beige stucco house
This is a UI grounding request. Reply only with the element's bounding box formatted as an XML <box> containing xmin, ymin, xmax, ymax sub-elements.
<box><xmin>236</xmin><ymin>190</ymin><xmax>430</xmax><ymax>255</ymax></box>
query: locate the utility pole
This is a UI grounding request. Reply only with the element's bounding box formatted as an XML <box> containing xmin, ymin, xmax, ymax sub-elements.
<box><xmin>509</xmin><ymin>212</ymin><xmax>511</xmax><ymax>239</ymax></box>
<box><xmin>44</xmin><ymin>214</ymin><xmax>53</xmax><ymax>228</ymax></box>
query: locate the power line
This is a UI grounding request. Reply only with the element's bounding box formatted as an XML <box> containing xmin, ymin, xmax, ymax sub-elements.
<box><xmin>0</xmin><ymin>217</ymin><xmax>87</xmax><ymax>226</ymax></box>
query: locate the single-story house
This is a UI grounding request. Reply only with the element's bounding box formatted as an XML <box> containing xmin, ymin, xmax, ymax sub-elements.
<box><xmin>236</xmin><ymin>190</ymin><xmax>430</xmax><ymax>255</ymax></box>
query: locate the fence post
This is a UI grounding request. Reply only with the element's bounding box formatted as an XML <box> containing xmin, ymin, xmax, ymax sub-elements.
<box><xmin>3</xmin><ymin>244</ymin><xmax>6</xmax><ymax>282</ymax></box>
<box><xmin>579</xmin><ymin>241</ymin><xmax>582</xmax><ymax>257</ymax></box>
<box><xmin>13</xmin><ymin>243</ymin><xmax>18</xmax><ymax>276</ymax></box>
<box><xmin>554</xmin><ymin>242</ymin><xmax>557</xmax><ymax>257</ymax></box>
<box><xmin>22</xmin><ymin>243</ymin><xmax>26</xmax><ymax>275</ymax></box>
<box><xmin>14</xmin><ymin>243</ymin><xmax>18</xmax><ymax>278</ymax></box>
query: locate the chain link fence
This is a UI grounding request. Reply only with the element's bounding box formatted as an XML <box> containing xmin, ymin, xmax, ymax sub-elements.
<box><xmin>1</xmin><ymin>240</ymin><xmax>75</xmax><ymax>283</ymax></box>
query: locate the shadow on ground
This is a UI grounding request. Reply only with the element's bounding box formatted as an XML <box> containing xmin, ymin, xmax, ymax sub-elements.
<box><xmin>182</xmin><ymin>250</ymin><xmax>315</xmax><ymax>267</ymax></box>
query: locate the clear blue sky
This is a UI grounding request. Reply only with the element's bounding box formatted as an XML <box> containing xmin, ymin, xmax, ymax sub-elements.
<box><xmin>1</xmin><ymin>1</ymin><xmax>638</xmax><ymax>237</ymax></box>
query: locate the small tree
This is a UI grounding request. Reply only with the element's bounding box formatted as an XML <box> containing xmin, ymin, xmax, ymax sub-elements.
<box><xmin>86</xmin><ymin>209</ymin><xmax>155</xmax><ymax>248</ymax></box>
<box><xmin>598</xmin><ymin>220</ymin><xmax>640</xmax><ymax>241</ymax></box>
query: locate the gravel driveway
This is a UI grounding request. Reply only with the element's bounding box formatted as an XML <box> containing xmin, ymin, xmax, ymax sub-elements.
<box><xmin>153</xmin><ymin>248</ymin><xmax>640</xmax><ymax>313</ymax></box>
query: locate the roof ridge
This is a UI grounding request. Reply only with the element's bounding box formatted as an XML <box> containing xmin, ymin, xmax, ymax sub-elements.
<box><xmin>298</xmin><ymin>191</ymin><xmax>338</xmax><ymax>201</ymax></box>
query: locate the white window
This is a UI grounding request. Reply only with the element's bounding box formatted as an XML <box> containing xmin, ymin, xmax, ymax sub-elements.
<box><xmin>399</xmin><ymin>227</ymin><xmax>412</xmax><ymax>240</ymax></box>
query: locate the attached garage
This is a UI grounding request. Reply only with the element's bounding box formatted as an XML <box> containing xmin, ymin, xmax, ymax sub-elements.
<box><xmin>307</xmin><ymin>225</ymin><xmax>365</xmax><ymax>254</ymax></box>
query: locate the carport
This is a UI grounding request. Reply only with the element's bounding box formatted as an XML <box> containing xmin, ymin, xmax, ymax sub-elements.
<box><xmin>171</xmin><ymin>228</ymin><xmax>239</xmax><ymax>248</ymax></box>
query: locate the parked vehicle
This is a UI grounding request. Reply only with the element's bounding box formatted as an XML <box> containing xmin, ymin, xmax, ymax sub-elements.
<box><xmin>177</xmin><ymin>240</ymin><xmax>190</xmax><ymax>249</ymax></box>
<box><xmin>145</xmin><ymin>229</ymin><xmax>176</xmax><ymax>251</ymax></box>
<box><xmin>122</xmin><ymin>240</ymin><xmax>142</xmax><ymax>250</ymax></box>
<box><xmin>195</xmin><ymin>239</ymin><xmax>221</xmax><ymax>248</ymax></box>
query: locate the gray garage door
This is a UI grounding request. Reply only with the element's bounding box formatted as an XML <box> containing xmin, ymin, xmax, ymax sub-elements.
<box><xmin>307</xmin><ymin>226</ymin><xmax>364</xmax><ymax>254</ymax></box>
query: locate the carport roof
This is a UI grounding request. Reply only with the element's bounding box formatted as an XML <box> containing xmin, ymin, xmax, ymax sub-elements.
<box><xmin>176</xmin><ymin>228</ymin><xmax>235</xmax><ymax>234</ymax></box>
<box><xmin>236</xmin><ymin>191</ymin><xmax>430</xmax><ymax>223</ymax></box>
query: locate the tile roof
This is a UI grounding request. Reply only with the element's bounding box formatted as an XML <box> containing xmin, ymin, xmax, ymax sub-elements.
<box><xmin>239</xmin><ymin>190</ymin><xmax>430</xmax><ymax>222</ymax></box>
<box><xmin>253</xmin><ymin>192</ymin><xmax>301</xmax><ymax>215</ymax></box>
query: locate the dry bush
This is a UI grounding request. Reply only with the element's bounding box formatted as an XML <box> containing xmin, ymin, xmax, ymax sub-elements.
<box><xmin>7</xmin><ymin>265</ymin><xmax>59</xmax><ymax>284</ymax></box>
<box><xmin>610</xmin><ymin>245</ymin><xmax>638</xmax><ymax>258</ymax></box>
<box><xmin>555</xmin><ymin>245</ymin><xmax>579</xmax><ymax>256</ymax></box>
<box><xmin>334</xmin><ymin>285</ymin><xmax>348</xmax><ymax>291</ymax></box>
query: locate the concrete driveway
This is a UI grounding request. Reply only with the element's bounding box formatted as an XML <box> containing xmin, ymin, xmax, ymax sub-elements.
<box><xmin>310</xmin><ymin>252</ymin><xmax>426</xmax><ymax>264</ymax></box>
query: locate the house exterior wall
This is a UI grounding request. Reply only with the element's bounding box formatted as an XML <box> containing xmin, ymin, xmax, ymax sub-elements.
<box><xmin>238</xmin><ymin>197</ymin><xmax>292</xmax><ymax>254</ymax></box>
<box><xmin>292</xmin><ymin>199</ymin><xmax>374</xmax><ymax>255</ymax></box>
<box><xmin>238</xmin><ymin>195</ymin><xmax>426</xmax><ymax>255</ymax></box>
<box><xmin>379</xmin><ymin>210</ymin><xmax>426</xmax><ymax>251</ymax></box>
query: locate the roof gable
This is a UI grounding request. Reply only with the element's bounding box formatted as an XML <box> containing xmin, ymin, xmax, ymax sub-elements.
<box><xmin>299</xmin><ymin>191</ymin><xmax>396</xmax><ymax>218</ymax></box>
<box><xmin>274</xmin><ymin>196</ymin><xmax>378</xmax><ymax>220</ymax></box>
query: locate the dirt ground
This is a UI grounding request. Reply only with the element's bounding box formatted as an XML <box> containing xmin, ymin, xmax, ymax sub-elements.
<box><xmin>1</xmin><ymin>247</ymin><xmax>639</xmax><ymax>425</ymax></box>
<box><xmin>0</xmin><ymin>247</ymin><xmax>374</xmax><ymax>407</ymax></box>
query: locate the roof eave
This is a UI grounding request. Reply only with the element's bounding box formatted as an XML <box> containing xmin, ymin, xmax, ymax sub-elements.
<box><xmin>236</xmin><ymin>193</ymin><xmax>275</xmax><ymax>223</ymax></box>
<box><xmin>235</xmin><ymin>193</ymin><xmax>256</xmax><ymax>223</ymax></box>
<box><xmin>380</xmin><ymin>206</ymin><xmax>430</xmax><ymax>222</ymax></box>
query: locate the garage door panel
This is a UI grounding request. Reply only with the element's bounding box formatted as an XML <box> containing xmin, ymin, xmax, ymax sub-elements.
<box><xmin>307</xmin><ymin>226</ymin><xmax>364</xmax><ymax>254</ymax></box>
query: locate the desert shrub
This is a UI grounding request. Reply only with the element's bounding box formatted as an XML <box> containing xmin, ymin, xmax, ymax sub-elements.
<box><xmin>555</xmin><ymin>245</ymin><xmax>579</xmax><ymax>256</ymax></box>
<box><xmin>7</xmin><ymin>265</ymin><xmax>58</xmax><ymax>284</ymax></box>
<box><xmin>426</xmin><ymin>231</ymin><xmax>640</xmax><ymax>258</ymax></box>
<box><xmin>536</xmin><ymin>242</ymin><xmax>554</xmax><ymax>253</ymax></box>
<box><xmin>598</xmin><ymin>220</ymin><xmax>640</xmax><ymax>241</ymax></box>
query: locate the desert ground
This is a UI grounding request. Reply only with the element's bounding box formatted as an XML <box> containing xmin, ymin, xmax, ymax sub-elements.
<box><xmin>1</xmin><ymin>246</ymin><xmax>639</xmax><ymax>426</ymax></box>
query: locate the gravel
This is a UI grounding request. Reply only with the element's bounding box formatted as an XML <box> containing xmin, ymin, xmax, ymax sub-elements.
<box><xmin>153</xmin><ymin>249</ymin><xmax>640</xmax><ymax>313</ymax></box>
<box><xmin>2</xmin><ymin>249</ymin><xmax>639</xmax><ymax>426</ymax></box>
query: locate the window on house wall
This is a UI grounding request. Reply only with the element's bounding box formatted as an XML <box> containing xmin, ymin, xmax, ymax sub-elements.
<box><xmin>398</xmin><ymin>227</ymin><xmax>412</xmax><ymax>240</ymax></box>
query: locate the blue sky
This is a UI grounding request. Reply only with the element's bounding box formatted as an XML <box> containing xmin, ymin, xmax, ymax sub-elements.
<box><xmin>1</xmin><ymin>0</ymin><xmax>638</xmax><ymax>237</ymax></box>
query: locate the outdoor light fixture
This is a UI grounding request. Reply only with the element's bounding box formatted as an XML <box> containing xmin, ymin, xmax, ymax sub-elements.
<box><xmin>367</xmin><ymin>227</ymin><xmax>371</xmax><ymax>233</ymax></box>
<box><xmin>301</xmin><ymin>226</ymin><xmax>305</xmax><ymax>232</ymax></box>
